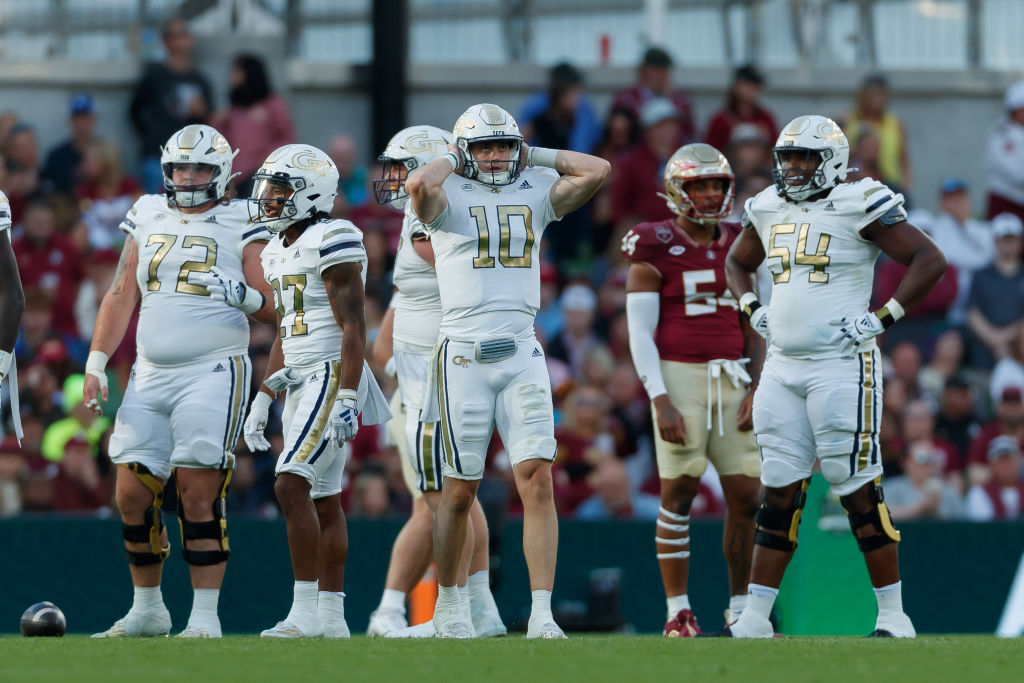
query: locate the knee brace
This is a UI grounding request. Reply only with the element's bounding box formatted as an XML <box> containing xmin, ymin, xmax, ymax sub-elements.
<box><xmin>754</xmin><ymin>478</ymin><xmax>810</xmax><ymax>552</ymax></box>
<box><xmin>176</xmin><ymin>469</ymin><xmax>232</xmax><ymax>566</ymax></box>
<box><xmin>840</xmin><ymin>477</ymin><xmax>901</xmax><ymax>553</ymax></box>
<box><xmin>120</xmin><ymin>463</ymin><xmax>170</xmax><ymax>566</ymax></box>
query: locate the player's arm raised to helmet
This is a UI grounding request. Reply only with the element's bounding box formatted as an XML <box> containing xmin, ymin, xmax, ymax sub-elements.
<box><xmin>861</xmin><ymin>216</ymin><xmax>947</xmax><ymax>313</ymax></box>
<box><xmin>530</xmin><ymin>143</ymin><xmax>612</xmax><ymax>219</ymax></box>
<box><xmin>0</xmin><ymin>230</ymin><xmax>25</xmax><ymax>353</ymax></box>
<box><xmin>406</xmin><ymin>147</ymin><xmax>457</xmax><ymax>226</ymax></box>
<box><xmin>241</xmin><ymin>240</ymin><xmax>277</xmax><ymax>324</ymax></box>
<box><xmin>83</xmin><ymin>236</ymin><xmax>141</xmax><ymax>408</ymax></box>
<box><xmin>325</xmin><ymin>261</ymin><xmax>366</xmax><ymax>393</ymax></box>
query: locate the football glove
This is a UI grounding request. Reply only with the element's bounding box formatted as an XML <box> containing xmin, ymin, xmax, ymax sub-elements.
<box><xmin>195</xmin><ymin>267</ymin><xmax>264</xmax><ymax>314</ymax></box>
<box><xmin>0</xmin><ymin>350</ymin><xmax>11</xmax><ymax>384</ymax></box>
<box><xmin>828</xmin><ymin>313</ymin><xmax>885</xmax><ymax>356</ymax></box>
<box><xmin>243</xmin><ymin>392</ymin><xmax>273</xmax><ymax>452</ymax></box>
<box><xmin>329</xmin><ymin>389</ymin><xmax>359</xmax><ymax>448</ymax></box>
<box><xmin>739</xmin><ymin>293</ymin><xmax>770</xmax><ymax>343</ymax></box>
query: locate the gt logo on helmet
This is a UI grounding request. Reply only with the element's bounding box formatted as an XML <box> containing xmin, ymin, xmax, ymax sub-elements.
<box><xmin>291</xmin><ymin>151</ymin><xmax>334</xmax><ymax>176</ymax></box>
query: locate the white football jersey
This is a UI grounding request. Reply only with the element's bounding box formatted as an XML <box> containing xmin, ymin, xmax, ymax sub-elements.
<box><xmin>423</xmin><ymin>167</ymin><xmax>561</xmax><ymax>338</ymax></box>
<box><xmin>744</xmin><ymin>179</ymin><xmax>906</xmax><ymax>360</ymax></box>
<box><xmin>119</xmin><ymin>195</ymin><xmax>270</xmax><ymax>366</ymax></box>
<box><xmin>0</xmin><ymin>190</ymin><xmax>11</xmax><ymax>233</ymax></box>
<box><xmin>261</xmin><ymin>218</ymin><xmax>367</xmax><ymax>370</ymax></box>
<box><xmin>392</xmin><ymin>207</ymin><xmax>441</xmax><ymax>353</ymax></box>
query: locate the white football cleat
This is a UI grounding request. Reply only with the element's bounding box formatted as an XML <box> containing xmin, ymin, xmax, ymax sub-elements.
<box><xmin>384</xmin><ymin>621</ymin><xmax>436</xmax><ymax>638</ymax></box>
<box><xmin>321</xmin><ymin>616</ymin><xmax>351</xmax><ymax>639</ymax></box>
<box><xmin>366</xmin><ymin>608</ymin><xmax>407</xmax><ymax>637</ymax></box>
<box><xmin>871</xmin><ymin>612</ymin><xmax>916</xmax><ymax>638</ymax></box>
<box><xmin>526</xmin><ymin>618</ymin><xmax>567</xmax><ymax>640</ymax></box>
<box><xmin>471</xmin><ymin>605</ymin><xmax>507</xmax><ymax>638</ymax></box>
<box><xmin>260</xmin><ymin>618</ymin><xmax>322</xmax><ymax>639</ymax></box>
<box><xmin>433</xmin><ymin>604</ymin><xmax>474</xmax><ymax>639</ymax></box>
<box><xmin>722</xmin><ymin>610</ymin><xmax>774</xmax><ymax>638</ymax></box>
<box><xmin>91</xmin><ymin>607</ymin><xmax>172</xmax><ymax>638</ymax></box>
<box><xmin>176</xmin><ymin>613</ymin><xmax>222</xmax><ymax>639</ymax></box>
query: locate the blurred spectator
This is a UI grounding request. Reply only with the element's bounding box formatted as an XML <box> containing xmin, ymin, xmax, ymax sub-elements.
<box><xmin>874</xmin><ymin>251</ymin><xmax>957</xmax><ymax>351</ymax></box>
<box><xmin>966</xmin><ymin>387</ymin><xmax>1024</xmax><ymax>486</ymax></box>
<box><xmin>129</xmin><ymin>18</ymin><xmax>212</xmax><ymax>193</ymax></box>
<box><xmin>520</xmin><ymin>62</ymin><xmax>601</xmax><ymax>154</ymax></box>
<box><xmin>965</xmin><ymin>213</ymin><xmax>1024</xmax><ymax>369</ymax></box>
<box><xmin>74</xmin><ymin>139</ymin><xmax>142</xmax><ymax>249</ymax></box>
<box><xmin>885</xmin><ymin>440</ymin><xmax>964</xmax><ymax>520</ymax></box>
<box><xmin>41</xmin><ymin>94</ymin><xmax>98</xmax><ymax>195</ymax></box>
<box><xmin>328</xmin><ymin>134</ymin><xmax>368</xmax><ymax>214</ymax></box>
<box><xmin>348</xmin><ymin>467</ymin><xmax>393</xmax><ymax>519</ymax></box>
<box><xmin>575</xmin><ymin>455</ymin><xmax>660</xmax><ymax>520</ymax></box>
<box><xmin>20</xmin><ymin>362</ymin><xmax>64</xmax><ymax>427</ymax></box>
<box><xmin>990</xmin><ymin>323</ymin><xmax>1024</xmax><ymax>406</ymax></box>
<box><xmin>2</xmin><ymin>123</ymin><xmax>43</xmax><ymax>218</ymax></box>
<box><xmin>591</xmin><ymin>106</ymin><xmax>642</xmax><ymax>256</ymax></box>
<box><xmin>846</xmin><ymin>123</ymin><xmax>883</xmax><ymax>183</ymax></box>
<box><xmin>918</xmin><ymin>330</ymin><xmax>965</xmax><ymax>399</ymax></box>
<box><xmin>534</xmin><ymin>262</ymin><xmax>563</xmax><ymax>341</ymax></box>
<box><xmin>0</xmin><ymin>436</ymin><xmax>27</xmax><ymax>515</ymax></box>
<box><xmin>610</xmin><ymin>47</ymin><xmax>695</xmax><ymax>144</ymax></box>
<box><xmin>11</xmin><ymin>200</ymin><xmax>83</xmax><ymax>336</ymax></box>
<box><xmin>704</xmin><ymin>64</ymin><xmax>777</xmax><ymax>154</ymax></box>
<box><xmin>547</xmin><ymin>284</ymin><xmax>601</xmax><ymax>375</ymax></box>
<box><xmin>888</xmin><ymin>342</ymin><xmax>924</xmax><ymax>400</ymax></box>
<box><xmin>725</xmin><ymin>123</ymin><xmax>771</xmax><ymax>184</ymax></box>
<box><xmin>965</xmin><ymin>435</ymin><xmax>1024</xmax><ymax>520</ymax></box>
<box><xmin>51</xmin><ymin>436</ymin><xmax>112</xmax><ymax>512</ymax></box>
<box><xmin>610</xmin><ymin>98</ymin><xmax>679</xmax><ymax>228</ymax></box>
<box><xmin>895</xmin><ymin>399</ymin><xmax>963</xmax><ymax>475</ymax></box>
<box><xmin>211</xmin><ymin>54</ymin><xmax>296</xmax><ymax>195</ymax></box>
<box><xmin>40</xmin><ymin>374</ymin><xmax>111</xmax><ymax>463</ymax></box>
<box><xmin>73</xmin><ymin>249</ymin><xmax>121</xmax><ymax>340</ymax></box>
<box><xmin>909</xmin><ymin>178</ymin><xmax>994</xmax><ymax>325</ymax></box>
<box><xmin>553</xmin><ymin>386</ymin><xmax>617</xmax><ymax>514</ymax></box>
<box><xmin>934</xmin><ymin>374</ymin><xmax>982</xmax><ymax>462</ymax></box>
<box><xmin>985</xmin><ymin>79</ymin><xmax>1024</xmax><ymax>222</ymax></box>
<box><xmin>842</xmin><ymin>73</ymin><xmax>911</xmax><ymax>196</ymax></box>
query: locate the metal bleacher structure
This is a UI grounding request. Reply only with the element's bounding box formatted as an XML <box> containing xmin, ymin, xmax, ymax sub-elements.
<box><xmin>1</xmin><ymin>0</ymin><xmax>1023</xmax><ymax>207</ymax></box>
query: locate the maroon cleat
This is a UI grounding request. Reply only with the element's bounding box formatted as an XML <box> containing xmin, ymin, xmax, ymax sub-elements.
<box><xmin>663</xmin><ymin>609</ymin><xmax>703</xmax><ymax>637</ymax></box>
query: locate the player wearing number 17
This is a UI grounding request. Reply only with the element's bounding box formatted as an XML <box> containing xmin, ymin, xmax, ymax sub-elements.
<box><xmin>718</xmin><ymin>115</ymin><xmax>946</xmax><ymax>638</ymax></box>
<box><xmin>84</xmin><ymin>124</ymin><xmax>276</xmax><ymax>638</ymax></box>
<box><xmin>407</xmin><ymin>103</ymin><xmax>610</xmax><ymax>638</ymax></box>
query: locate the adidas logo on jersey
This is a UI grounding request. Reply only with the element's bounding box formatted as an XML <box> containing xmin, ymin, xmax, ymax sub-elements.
<box><xmin>532</xmin><ymin>347</ymin><xmax>542</xmax><ymax>357</ymax></box>
<box><xmin>519</xmin><ymin>179</ymin><xmax>533</xmax><ymax>190</ymax></box>
<box><xmin>213</xmin><ymin>363</ymin><xmax>226</xmax><ymax>372</ymax></box>
<box><xmin>204</xmin><ymin>215</ymin><xmax>218</xmax><ymax>223</ymax></box>
<box><xmin>824</xmin><ymin>201</ymin><xmax>836</xmax><ymax>212</ymax></box>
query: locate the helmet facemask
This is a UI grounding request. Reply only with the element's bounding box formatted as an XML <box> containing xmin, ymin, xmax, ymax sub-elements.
<box><xmin>163</xmin><ymin>162</ymin><xmax>222</xmax><ymax>209</ymax></box>
<box><xmin>373</xmin><ymin>156</ymin><xmax>417</xmax><ymax>209</ymax></box>
<box><xmin>459</xmin><ymin>137</ymin><xmax>522</xmax><ymax>186</ymax></box>
<box><xmin>772</xmin><ymin>146</ymin><xmax>833</xmax><ymax>201</ymax></box>
<box><xmin>249</xmin><ymin>171</ymin><xmax>307</xmax><ymax>234</ymax></box>
<box><xmin>667</xmin><ymin>176</ymin><xmax>734</xmax><ymax>226</ymax></box>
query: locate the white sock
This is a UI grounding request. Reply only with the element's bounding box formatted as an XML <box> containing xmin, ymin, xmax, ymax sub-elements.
<box><xmin>874</xmin><ymin>581</ymin><xmax>903</xmax><ymax>615</ymax></box>
<box><xmin>728</xmin><ymin>594</ymin><xmax>747</xmax><ymax>619</ymax></box>
<box><xmin>666</xmin><ymin>594</ymin><xmax>690</xmax><ymax>619</ymax></box>
<box><xmin>132</xmin><ymin>585</ymin><xmax>164</xmax><ymax>612</ymax></box>
<box><xmin>290</xmin><ymin>580</ymin><xmax>318</xmax><ymax>619</ymax></box>
<box><xmin>530</xmin><ymin>589</ymin><xmax>553</xmax><ymax>622</ymax></box>
<box><xmin>319</xmin><ymin>591</ymin><xmax>345</xmax><ymax>619</ymax></box>
<box><xmin>436</xmin><ymin>585</ymin><xmax>461</xmax><ymax>611</ymax></box>
<box><xmin>191</xmin><ymin>588</ymin><xmax>219</xmax><ymax>619</ymax></box>
<box><xmin>378</xmin><ymin>588</ymin><xmax>406</xmax><ymax>614</ymax></box>
<box><xmin>469</xmin><ymin>570</ymin><xmax>498</xmax><ymax>612</ymax></box>
<box><xmin>741</xmin><ymin>584</ymin><xmax>778</xmax><ymax>622</ymax></box>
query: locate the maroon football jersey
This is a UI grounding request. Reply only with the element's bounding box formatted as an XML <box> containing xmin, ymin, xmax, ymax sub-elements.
<box><xmin>622</xmin><ymin>219</ymin><xmax>744</xmax><ymax>363</ymax></box>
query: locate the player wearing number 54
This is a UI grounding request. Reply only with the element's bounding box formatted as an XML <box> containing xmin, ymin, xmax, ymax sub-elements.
<box><xmin>406</xmin><ymin>103</ymin><xmax>610</xmax><ymax>639</ymax></box>
<box><xmin>83</xmin><ymin>124</ymin><xmax>276</xmax><ymax>639</ymax></box>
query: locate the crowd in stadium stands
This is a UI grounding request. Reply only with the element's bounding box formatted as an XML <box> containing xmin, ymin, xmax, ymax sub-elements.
<box><xmin>4</xmin><ymin>21</ymin><xmax>1024</xmax><ymax>525</ymax></box>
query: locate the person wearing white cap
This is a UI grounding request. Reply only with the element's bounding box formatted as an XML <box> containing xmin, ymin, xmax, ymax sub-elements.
<box><xmin>964</xmin><ymin>435</ymin><xmax>1024</xmax><ymax>521</ymax></box>
<box><xmin>966</xmin><ymin>212</ymin><xmax>1024</xmax><ymax>369</ymax></box>
<box><xmin>546</xmin><ymin>283</ymin><xmax>600</xmax><ymax>375</ymax></box>
<box><xmin>985</xmin><ymin>80</ymin><xmax>1024</xmax><ymax>223</ymax></box>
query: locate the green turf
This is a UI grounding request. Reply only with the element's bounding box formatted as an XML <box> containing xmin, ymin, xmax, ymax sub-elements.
<box><xmin>1</xmin><ymin>635</ymin><xmax>1020</xmax><ymax>682</ymax></box>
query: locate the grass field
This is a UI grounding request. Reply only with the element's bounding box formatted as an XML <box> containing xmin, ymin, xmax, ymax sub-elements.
<box><xmin>1</xmin><ymin>635</ymin><xmax>1020</xmax><ymax>682</ymax></box>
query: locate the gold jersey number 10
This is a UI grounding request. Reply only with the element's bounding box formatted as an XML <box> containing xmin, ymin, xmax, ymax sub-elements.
<box><xmin>470</xmin><ymin>205</ymin><xmax>535</xmax><ymax>269</ymax></box>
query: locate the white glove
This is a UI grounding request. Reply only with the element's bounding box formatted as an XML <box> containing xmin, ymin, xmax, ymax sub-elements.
<box><xmin>243</xmin><ymin>392</ymin><xmax>273</xmax><ymax>452</ymax></box>
<box><xmin>84</xmin><ymin>350</ymin><xmax>109</xmax><ymax>414</ymax></box>
<box><xmin>194</xmin><ymin>266</ymin><xmax>264</xmax><ymax>314</ymax></box>
<box><xmin>828</xmin><ymin>313</ymin><xmax>885</xmax><ymax>356</ymax></box>
<box><xmin>749</xmin><ymin>306</ymin><xmax>770</xmax><ymax>343</ymax></box>
<box><xmin>0</xmin><ymin>350</ymin><xmax>11</xmax><ymax>383</ymax></box>
<box><xmin>329</xmin><ymin>389</ymin><xmax>359</xmax><ymax>448</ymax></box>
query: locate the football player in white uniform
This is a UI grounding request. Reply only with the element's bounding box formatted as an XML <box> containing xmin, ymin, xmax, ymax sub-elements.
<box><xmin>717</xmin><ymin>115</ymin><xmax>946</xmax><ymax>638</ymax></box>
<box><xmin>84</xmin><ymin>124</ymin><xmax>276</xmax><ymax>639</ymax></box>
<box><xmin>366</xmin><ymin>125</ymin><xmax>505</xmax><ymax>638</ymax></box>
<box><xmin>241</xmin><ymin>143</ymin><xmax>390</xmax><ymax>639</ymax></box>
<box><xmin>408</xmin><ymin>103</ymin><xmax>610</xmax><ymax>639</ymax></box>
<box><xmin>0</xmin><ymin>190</ymin><xmax>25</xmax><ymax>442</ymax></box>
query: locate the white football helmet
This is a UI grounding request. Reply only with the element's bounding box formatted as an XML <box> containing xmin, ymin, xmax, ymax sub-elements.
<box><xmin>249</xmin><ymin>144</ymin><xmax>339</xmax><ymax>234</ymax></box>
<box><xmin>771</xmin><ymin>115</ymin><xmax>850</xmax><ymax>202</ymax></box>
<box><xmin>452</xmin><ymin>103</ymin><xmax>523</xmax><ymax>186</ymax></box>
<box><xmin>160</xmin><ymin>124</ymin><xmax>239</xmax><ymax>208</ymax></box>
<box><xmin>659</xmin><ymin>143</ymin><xmax>735</xmax><ymax>225</ymax></box>
<box><xmin>374</xmin><ymin>125</ymin><xmax>451</xmax><ymax>209</ymax></box>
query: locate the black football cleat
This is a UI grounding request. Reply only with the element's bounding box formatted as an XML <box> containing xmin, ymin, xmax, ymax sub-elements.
<box><xmin>697</xmin><ymin>627</ymin><xmax>734</xmax><ymax>638</ymax></box>
<box><xmin>867</xmin><ymin>629</ymin><xmax>895</xmax><ymax>638</ymax></box>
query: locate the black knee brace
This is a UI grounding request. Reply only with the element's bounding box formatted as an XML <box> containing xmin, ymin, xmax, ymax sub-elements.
<box><xmin>176</xmin><ymin>469</ymin><xmax>232</xmax><ymax>566</ymax></box>
<box><xmin>121</xmin><ymin>463</ymin><xmax>170</xmax><ymax>566</ymax></box>
<box><xmin>754</xmin><ymin>478</ymin><xmax>810</xmax><ymax>552</ymax></box>
<box><xmin>840</xmin><ymin>477</ymin><xmax>901</xmax><ymax>552</ymax></box>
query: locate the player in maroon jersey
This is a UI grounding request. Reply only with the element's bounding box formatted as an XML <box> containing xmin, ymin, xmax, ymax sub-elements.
<box><xmin>622</xmin><ymin>143</ymin><xmax>764</xmax><ymax>636</ymax></box>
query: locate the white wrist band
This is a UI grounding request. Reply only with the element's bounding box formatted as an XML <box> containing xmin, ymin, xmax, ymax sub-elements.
<box><xmin>240</xmin><ymin>286</ymin><xmax>264</xmax><ymax>315</ymax></box>
<box><xmin>884</xmin><ymin>297</ymin><xmax>906</xmax><ymax>322</ymax></box>
<box><xmin>85</xmin><ymin>350</ymin><xmax>109</xmax><ymax>377</ymax></box>
<box><xmin>442</xmin><ymin>152</ymin><xmax>460</xmax><ymax>172</ymax></box>
<box><xmin>528</xmin><ymin>147</ymin><xmax>559</xmax><ymax>169</ymax></box>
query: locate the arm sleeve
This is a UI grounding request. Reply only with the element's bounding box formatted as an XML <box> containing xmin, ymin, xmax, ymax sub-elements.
<box><xmin>626</xmin><ymin>292</ymin><xmax>668</xmax><ymax>399</ymax></box>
